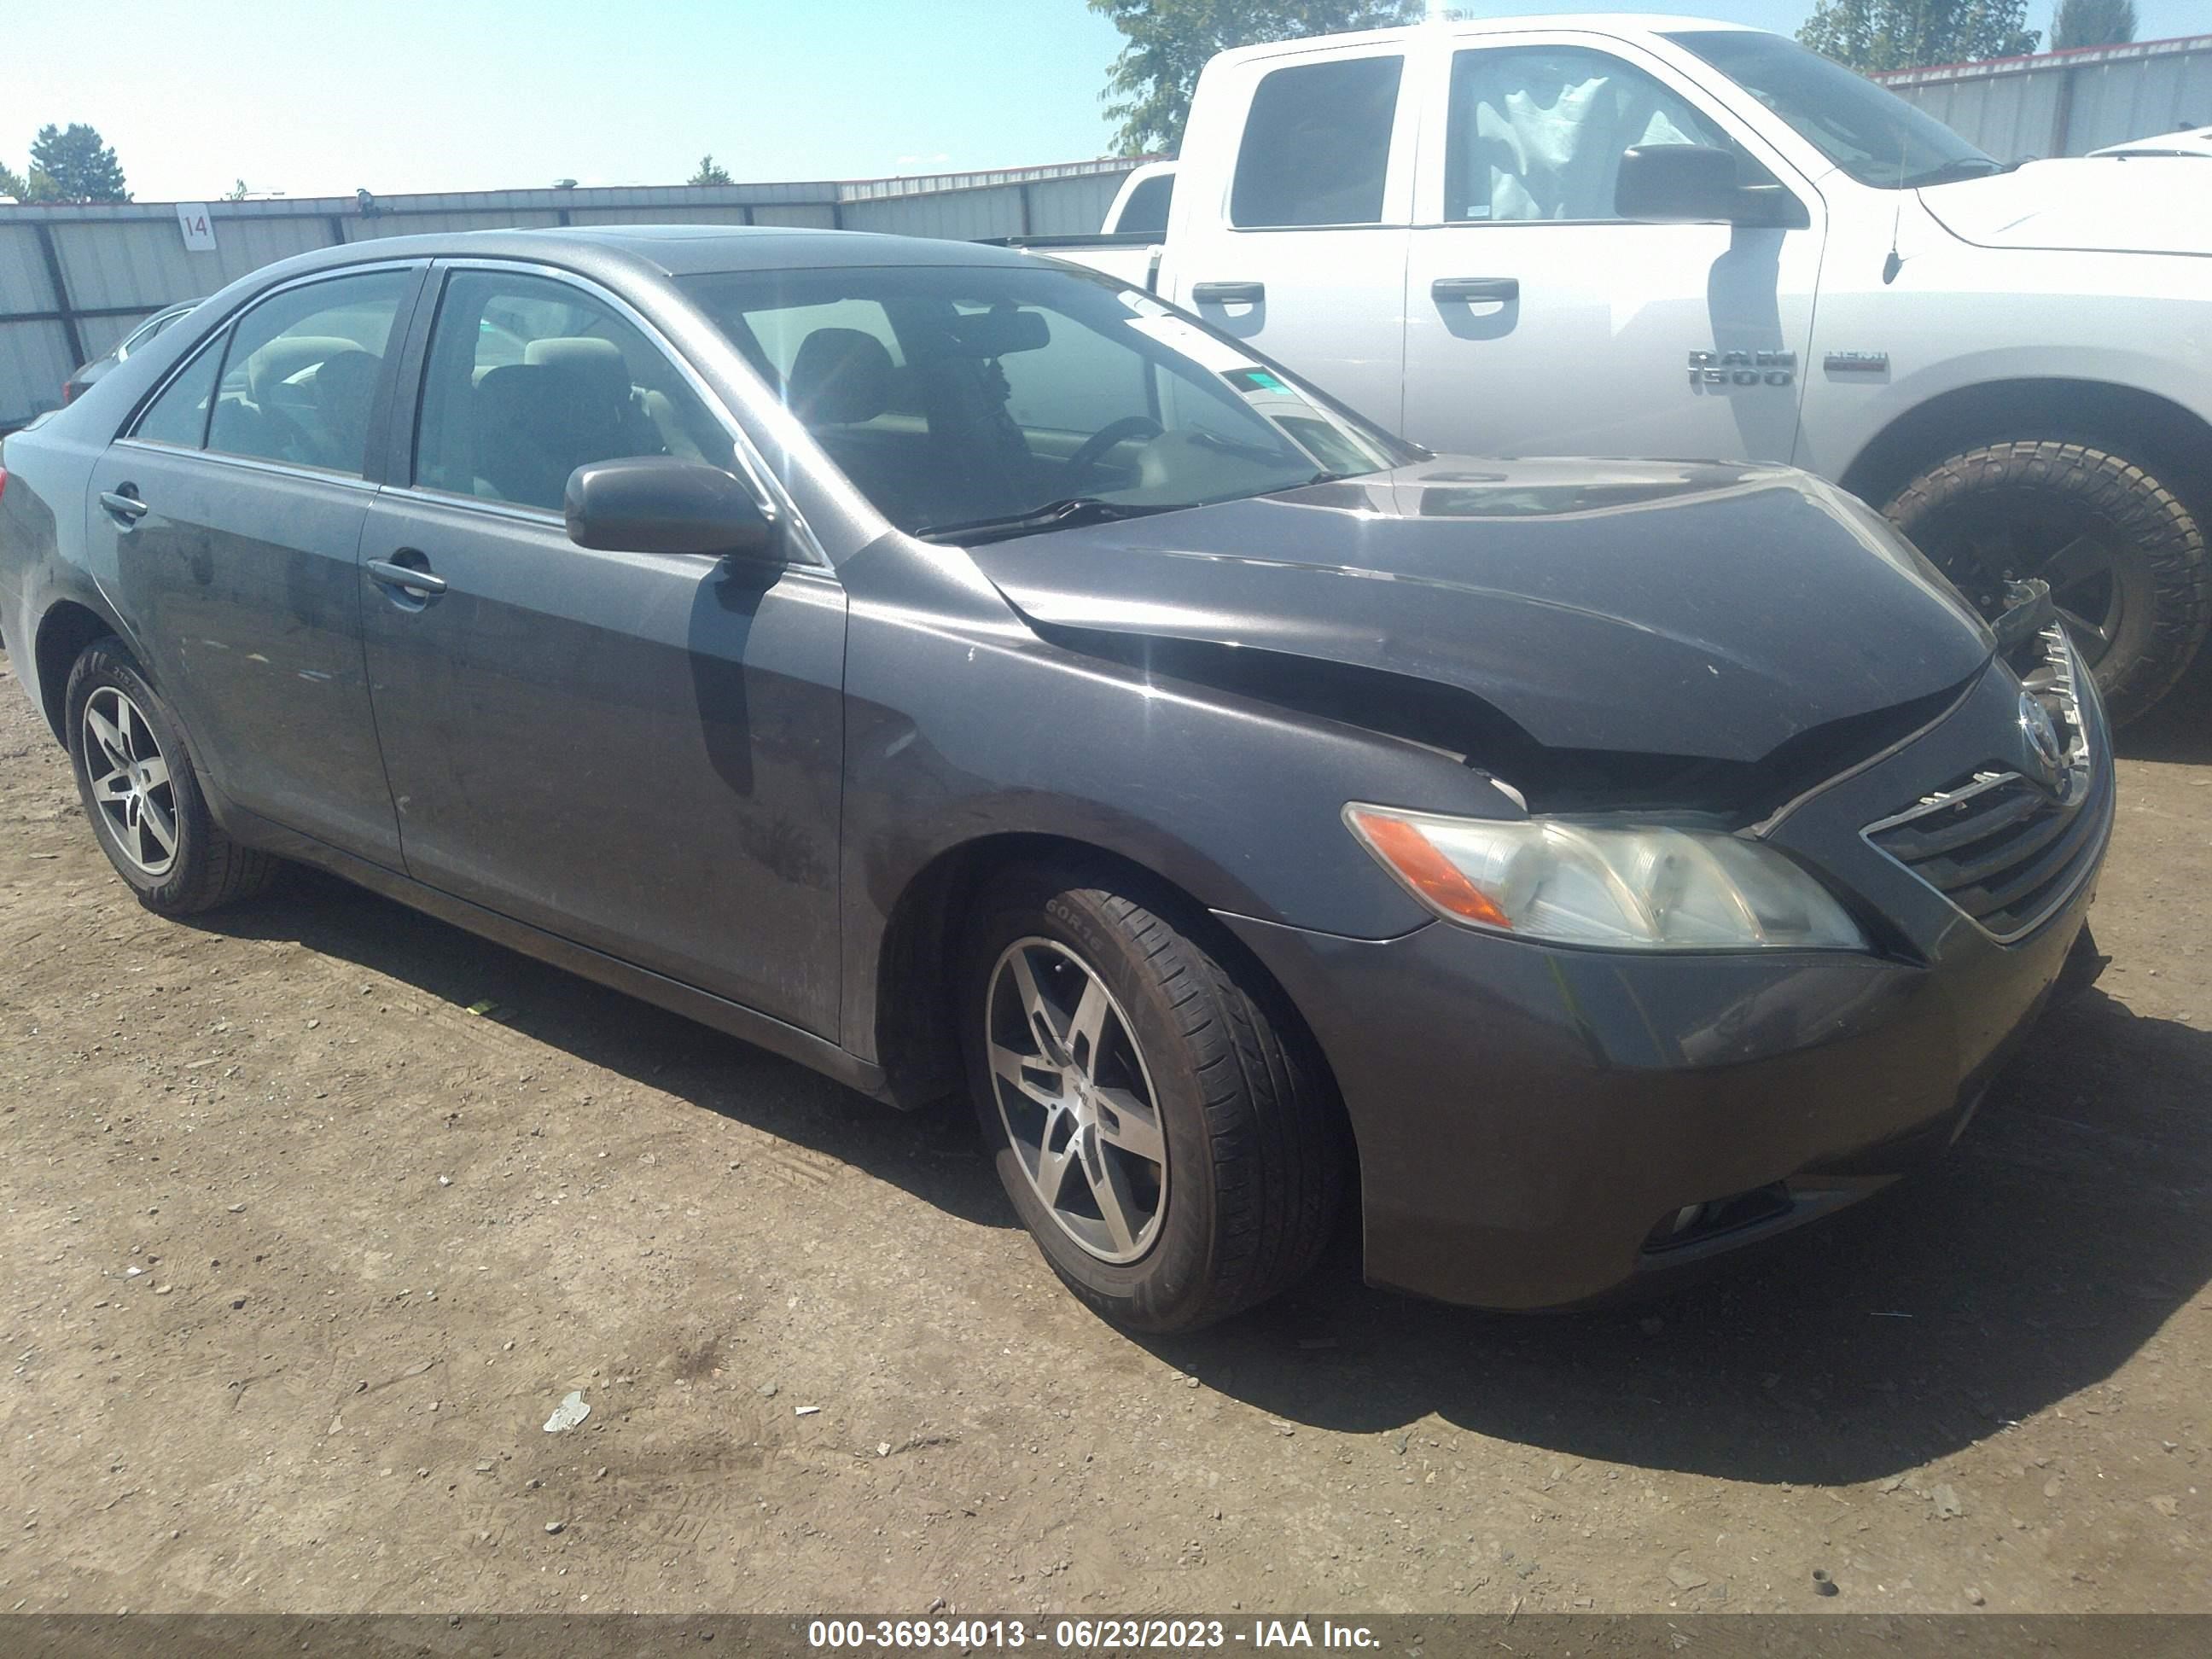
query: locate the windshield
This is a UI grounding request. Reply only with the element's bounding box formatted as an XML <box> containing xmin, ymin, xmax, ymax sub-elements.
<box><xmin>677</xmin><ymin>262</ymin><xmax>1406</xmax><ymax>540</ymax></box>
<box><xmin>1668</xmin><ymin>30</ymin><xmax>2000</xmax><ymax>189</ymax></box>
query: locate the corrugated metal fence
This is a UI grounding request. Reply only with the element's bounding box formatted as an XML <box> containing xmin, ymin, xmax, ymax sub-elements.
<box><xmin>1874</xmin><ymin>32</ymin><xmax>2212</xmax><ymax>162</ymax></box>
<box><xmin>0</xmin><ymin>159</ymin><xmax>1139</xmax><ymax>430</ymax></box>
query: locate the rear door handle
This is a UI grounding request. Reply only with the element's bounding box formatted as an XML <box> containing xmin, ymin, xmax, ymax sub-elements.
<box><xmin>1431</xmin><ymin>276</ymin><xmax>1520</xmax><ymax>304</ymax></box>
<box><xmin>1191</xmin><ymin>280</ymin><xmax>1266</xmax><ymax>306</ymax></box>
<box><xmin>366</xmin><ymin>557</ymin><xmax>447</xmax><ymax>597</ymax></box>
<box><xmin>99</xmin><ymin>489</ymin><xmax>150</xmax><ymax>525</ymax></box>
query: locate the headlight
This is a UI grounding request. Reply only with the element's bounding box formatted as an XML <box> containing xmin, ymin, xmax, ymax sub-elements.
<box><xmin>1346</xmin><ymin>803</ymin><xmax>1866</xmax><ymax>952</ymax></box>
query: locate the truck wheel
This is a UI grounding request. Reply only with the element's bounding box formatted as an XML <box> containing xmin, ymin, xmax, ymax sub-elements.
<box><xmin>960</xmin><ymin>860</ymin><xmax>1343</xmax><ymax>1332</ymax></box>
<box><xmin>64</xmin><ymin>637</ymin><xmax>279</xmax><ymax>914</ymax></box>
<box><xmin>1883</xmin><ymin>441</ymin><xmax>2209</xmax><ymax>725</ymax></box>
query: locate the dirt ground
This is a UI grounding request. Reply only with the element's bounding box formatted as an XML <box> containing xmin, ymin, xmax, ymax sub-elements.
<box><xmin>3</xmin><ymin>640</ymin><xmax>2208</xmax><ymax>1619</ymax></box>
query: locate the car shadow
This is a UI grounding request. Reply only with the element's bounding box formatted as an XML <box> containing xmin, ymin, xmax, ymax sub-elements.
<box><xmin>2116</xmin><ymin>652</ymin><xmax>2212</xmax><ymax>764</ymax></box>
<box><xmin>189</xmin><ymin>875</ymin><xmax>2209</xmax><ymax>1488</ymax></box>
<box><xmin>186</xmin><ymin>868</ymin><xmax>1016</xmax><ymax>1231</ymax></box>
<box><xmin>1144</xmin><ymin>985</ymin><xmax>2212</xmax><ymax>1485</ymax></box>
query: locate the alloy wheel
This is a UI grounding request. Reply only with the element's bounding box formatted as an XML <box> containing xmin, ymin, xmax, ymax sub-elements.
<box><xmin>984</xmin><ymin>937</ymin><xmax>1169</xmax><ymax>1264</ymax></box>
<box><xmin>1939</xmin><ymin>504</ymin><xmax>2129</xmax><ymax>672</ymax></box>
<box><xmin>82</xmin><ymin>685</ymin><xmax>178</xmax><ymax>879</ymax></box>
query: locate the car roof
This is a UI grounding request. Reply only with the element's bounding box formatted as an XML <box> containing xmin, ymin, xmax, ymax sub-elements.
<box><xmin>260</xmin><ymin>223</ymin><xmax>1039</xmax><ymax>286</ymax></box>
<box><xmin>1205</xmin><ymin>12</ymin><xmax>1762</xmax><ymax>62</ymax></box>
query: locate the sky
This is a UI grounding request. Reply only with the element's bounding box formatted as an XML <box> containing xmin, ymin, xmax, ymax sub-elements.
<box><xmin>5</xmin><ymin>0</ymin><xmax>2207</xmax><ymax>202</ymax></box>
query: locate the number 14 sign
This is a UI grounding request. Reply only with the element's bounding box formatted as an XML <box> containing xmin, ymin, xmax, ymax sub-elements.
<box><xmin>175</xmin><ymin>203</ymin><xmax>218</xmax><ymax>253</ymax></box>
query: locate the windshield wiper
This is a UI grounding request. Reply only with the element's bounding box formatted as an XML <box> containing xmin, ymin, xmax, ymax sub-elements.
<box><xmin>1899</xmin><ymin>156</ymin><xmax>2005</xmax><ymax>189</ymax></box>
<box><xmin>913</xmin><ymin>497</ymin><xmax>1182</xmax><ymax>545</ymax></box>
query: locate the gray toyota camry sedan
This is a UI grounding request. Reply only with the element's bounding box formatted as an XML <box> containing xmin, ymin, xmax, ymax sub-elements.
<box><xmin>0</xmin><ymin>227</ymin><xmax>2111</xmax><ymax>1330</ymax></box>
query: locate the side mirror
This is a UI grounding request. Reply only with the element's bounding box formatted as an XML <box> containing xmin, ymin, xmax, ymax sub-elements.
<box><xmin>564</xmin><ymin>456</ymin><xmax>781</xmax><ymax>565</ymax></box>
<box><xmin>1616</xmin><ymin>144</ymin><xmax>1768</xmax><ymax>224</ymax></box>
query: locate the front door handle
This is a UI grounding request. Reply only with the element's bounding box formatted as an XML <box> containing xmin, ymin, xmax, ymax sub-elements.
<box><xmin>1431</xmin><ymin>276</ymin><xmax>1519</xmax><ymax>305</ymax></box>
<box><xmin>366</xmin><ymin>556</ymin><xmax>447</xmax><ymax>599</ymax></box>
<box><xmin>1191</xmin><ymin>280</ymin><xmax>1266</xmax><ymax>306</ymax></box>
<box><xmin>99</xmin><ymin>489</ymin><xmax>150</xmax><ymax>526</ymax></box>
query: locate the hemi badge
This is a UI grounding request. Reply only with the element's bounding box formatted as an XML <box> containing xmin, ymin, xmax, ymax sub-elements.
<box><xmin>1824</xmin><ymin>351</ymin><xmax>1890</xmax><ymax>373</ymax></box>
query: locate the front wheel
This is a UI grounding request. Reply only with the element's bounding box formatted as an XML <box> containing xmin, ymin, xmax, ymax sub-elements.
<box><xmin>960</xmin><ymin>861</ymin><xmax>1343</xmax><ymax>1332</ymax></box>
<box><xmin>1883</xmin><ymin>440</ymin><xmax>2210</xmax><ymax>725</ymax></box>
<box><xmin>65</xmin><ymin>637</ymin><xmax>278</xmax><ymax>914</ymax></box>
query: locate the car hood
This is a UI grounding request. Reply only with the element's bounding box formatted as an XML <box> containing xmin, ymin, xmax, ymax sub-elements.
<box><xmin>966</xmin><ymin>458</ymin><xmax>1992</xmax><ymax>765</ymax></box>
<box><xmin>1919</xmin><ymin>158</ymin><xmax>2212</xmax><ymax>256</ymax></box>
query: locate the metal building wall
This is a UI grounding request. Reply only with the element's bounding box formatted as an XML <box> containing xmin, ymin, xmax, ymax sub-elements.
<box><xmin>0</xmin><ymin>160</ymin><xmax>1138</xmax><ymax>429</ymax></box>
<box><xmin>1876</xmin><ymin>34</ymin><xmax>2212</xmax><ymax>160</ymax></box>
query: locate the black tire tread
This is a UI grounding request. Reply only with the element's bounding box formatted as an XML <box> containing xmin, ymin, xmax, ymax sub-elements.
<box><xmin>974</xmin><ymin>859</ymin><xmax>1343</xmax><ymax>1331</ymax></box>
<box><xmin>1883</xmin><ymin>439</ymin><xmax>2210</xmax><ymax>725</ymax></box>
<box><xmin>64</xmin><ymin>637</ymin><xmax>280</xmax><ymax>915</ymax></box>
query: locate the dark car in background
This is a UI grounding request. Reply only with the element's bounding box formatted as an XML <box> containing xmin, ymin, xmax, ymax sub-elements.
<box><xmin>61</xmin><ymin>298</ymin><xmax>204</xmax><ymax>406</ymax></box>
<box><xmin>0</xmin><ymin>228</ymin><xmax>2111</xmax><ymax>1330</ymax></box>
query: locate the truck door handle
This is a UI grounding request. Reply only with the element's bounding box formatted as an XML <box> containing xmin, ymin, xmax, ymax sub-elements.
<box><xmin>1432</xmin><ymin>276</ymin><xmax>1519</xmax><ymax>304</ymax></box>
<box><xmin>99</xmin><ymin>489</ymin><xmax>150</xmax><ymax>525</ymax></box>
<box><xmin>366</xmin><ymin>555</ymin><xmax>447</xmax><ymax>599</ymax></box>
<box><xmin>1191</xmin><ymin>281</ymin><xmax>1265</xmax><ymax>306</ymax></box>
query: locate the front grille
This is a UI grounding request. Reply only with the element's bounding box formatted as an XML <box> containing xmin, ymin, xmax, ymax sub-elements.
<box><xmin>1862</xmin><ymin>625</ymin><xmax>2104</xmax><ymax>942</ymax></box>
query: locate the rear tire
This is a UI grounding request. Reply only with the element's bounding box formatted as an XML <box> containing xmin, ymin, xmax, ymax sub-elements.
<box><xmin>65</xmin><ymin>637</ymin><xmax>278</xmax><ymax>915</ymax></box>
<box><xmin>960</xmin><ymin>859</ymin><xmax>1343</xmax><ymax>1333</ymax></box>
<box><xmin>1883</xmin><ymin>440</ymin><xmax>2209</xmax><ymax>726</ymax></box>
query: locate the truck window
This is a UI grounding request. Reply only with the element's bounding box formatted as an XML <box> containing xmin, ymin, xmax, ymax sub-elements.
<box><xmin>1231</xmin><ymin>55</ymin><xmax>1403</xmax><ymax>228</ymax></box>
<box><xmin>1115</xmin><ymin>173</ymin><xmax>1174</xmax><ymax>237</ymax></box>
<box><xmin>1445</xmin><ymin>46</ymin><xmax>1733</xmax><ymax>222</ymax></box>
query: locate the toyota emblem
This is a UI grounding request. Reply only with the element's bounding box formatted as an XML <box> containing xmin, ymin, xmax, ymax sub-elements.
<box><xmin>2018</xmin><ymin>691</ymin><xmax>2065</xmax><ymax>791</ymax></box>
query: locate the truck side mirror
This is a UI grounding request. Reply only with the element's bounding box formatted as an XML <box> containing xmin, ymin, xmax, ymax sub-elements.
<box><xmin>1616</xmin><ymin>144</ymin><xmax>1792</xmax><ymax>226</ymax></box>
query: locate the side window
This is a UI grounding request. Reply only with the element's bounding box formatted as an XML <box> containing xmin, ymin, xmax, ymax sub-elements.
<box><xmin>207</xmin><ymin>271</ymin><xmax>412</xmax><ymax>475</ymax></box>
<box><xmin>415</xmin><ymin>269</ymin><xmax>731</xmax><ymax>513</ymax></box>
<box><xmin>1231</xmin><ymin>55</ymin><xmax>1404</xmax><ymax>228</ymax></box>
<box><xmin>1115</xmin><ymin>173</ymin><xmax>1174</xmax><ymax>237</ymax></box>
<box><xmin>1445</xmin><ymin>46</ymin><xmax>1737</xmax><ymax>223</ymax></box>
<box><xmin>131</xmin><ymin>341</ymin><xmax>223</xmax><ymax>449</ymax></box>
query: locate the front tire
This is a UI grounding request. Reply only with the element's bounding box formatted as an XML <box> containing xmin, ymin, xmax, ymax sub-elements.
<box><xmin>65</xmin><ymin>637</ymin><xmax>278</xmax><ymax>914</ymax></box>
<box><xmin>960</xmin><ymin>861</ymin><xmax>1343</xmax><ymax>1333</ymax></box>
<box><xmin>1883</xmin><ymin>440</ymin><xmax>2210</xmax><ymax>725</ymax></box>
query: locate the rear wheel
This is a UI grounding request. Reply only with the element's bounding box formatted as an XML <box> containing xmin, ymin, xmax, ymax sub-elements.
<box><xmin>960</xmin><ymin>860</ymin><xmax>1342</xmax><ymax>1332</ymax></box>
<box><xmin>65</xmin><ymin>637</ymin><xmax>278</xmax><ymax>914</ymax></box>
<box><xmin>1883</xmin><ymin>440</ymin><xmax>2209</xmax><ymax>725</ymax></box>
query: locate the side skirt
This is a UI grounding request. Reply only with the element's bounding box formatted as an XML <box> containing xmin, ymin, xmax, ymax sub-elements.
<box><xmin>208</xmin><ymin>792</ymin><xmax>894</xmax><ymax>1103</ymax></box>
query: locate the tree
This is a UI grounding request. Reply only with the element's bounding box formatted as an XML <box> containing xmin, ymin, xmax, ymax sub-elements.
<box><xmin>2051</xmin><ymin>0</ymin><xmax>2135</xmax><ymax>49</ymax></box>
<box><xmin>1799</xmin><ymin>1</ymin><xmax>2040</xmax><ymax>73</ymax></box>
<box><xmin>0</xmin><ymin>159</ymin><xmax>60</xmax><ymax>201</ymax></box>
<box><xmin>688</xmin><ymin>154</ymin><xmax>733</xmax><ymax>186</ymax></box>
<box><xmin>27</xmin><ymin>122</ymin><xmax>130</xmax><ymax>201</ymax></box>
<box><xmin>1089</xmin><ymin>0</ymin><xmax>1425</xmax><ymax>155</ymax></box>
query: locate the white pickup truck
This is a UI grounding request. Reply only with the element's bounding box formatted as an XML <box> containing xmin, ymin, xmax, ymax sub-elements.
<box><xmin>1030</xmin><ymin>14</ymin><xmax>2212</xmax><ymax>721</ymax></box>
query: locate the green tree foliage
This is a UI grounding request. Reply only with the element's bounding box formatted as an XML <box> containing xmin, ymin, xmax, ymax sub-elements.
<box><xmin>2051</xmin><ymin>0</ymin><xmax>2136</xmax><ymax>49</ymax></box>
<box><xmin>1</xmin><ymin>159</ymin><xmax>60</xmax><ymax>201</ymax></box>
<box><xmin>27</xmin><ymin>122</ymin><xmax>131</xmax><ymax>201</ymax></box>
<box><xmin>1089</xmin><ymin>0</ymin><xmax>1425</xmax><ymax>155</ymax></box>
<box><xmin>688</xmin><ymin>154</ymin><xmax>734</xmax><ymax>186</ymax></box>
<box><xmin>1799</xmin><ymin>1</ymin><xmax>2040</xmax><ymax>72</ymax></box>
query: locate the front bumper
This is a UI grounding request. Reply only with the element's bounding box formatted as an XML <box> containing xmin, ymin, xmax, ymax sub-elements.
<box><xmin>1223</xmin><ymin>647</ymin><xmax>2115</xmax><ymax>1310</ymax></box>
